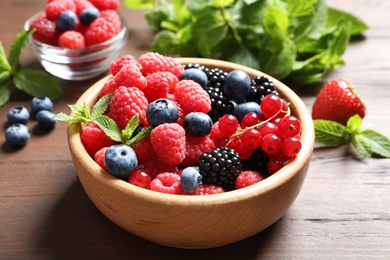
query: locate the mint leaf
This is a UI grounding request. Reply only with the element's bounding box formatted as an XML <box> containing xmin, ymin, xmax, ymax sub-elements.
<box><xmin>54</xmin><ymin>112</ymin><xmax>84</xmax><ymax>123</ymax></box>
<box><xmin>13</xmin><ymin>68</ymin><xmax>62</xmax><ymax>100</ymax></box>
<box><xmin>91</xmin><ymin>94</ymin><xmax>112</xmax><ymax>118</ymax></box>
<box><xmin>314</xmin><ymin>119</ymin><xmax>350</xmax><ymax>146</ymax></box>
<box><xmin>0</xmin><ymin>77</ymin><xmax>13</xmax><ymax>107</ymax></box>
<box><xmin>122</xmin><ymin>114</ymin><xmax>140</xmax><ymax>142</ymax></box>
<box><xmin>0</xmin><ymin>42</ymin><xmax>11</xmax><ymax>72</ymax></box>
<box><xmin>8</xmin><ymin>30</ymin><xmax>34</xmax><ymax>74</ymax></box>
<box><xmin>123</xmin><ymin>0</ymin><xmax>156</xmax><ymax>9</ymax></box>
<box><xmin>213</xmin><ymin>0</ymin><xmax>235</xmax><ymax>8</ymax></box>
<box><xmin>94</xmin><ymin>115</ymin><xmax>123</xmax><ymax>143</ymax></box>
<box><xmin>352</xmin><ymin>130</ymin><xmax>390</xmax><ymax>158</ymax></box>
<box><xmin>327</xmin><ymin>7</ymin><xmax>369</xmax><ymax>36</ymax></box>
<box><xmin>127</xmin><ymin>127</ymin><xmax>153</xmax><ymax>146</ymax></box>
<box><xmin>346</xmin><ymin>114</ymin><xmax>363</xmax><ymax>134</ymax></box>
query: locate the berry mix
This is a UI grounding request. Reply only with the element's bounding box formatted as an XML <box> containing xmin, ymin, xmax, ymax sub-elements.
<box><xmin>76</xmin><ymin>52</ymin><xmax>302</xmax><ymax>195</ymax></box>
<box><xmin>28</xmin><ymin>0</ymin><xmax>121</xmax><ymax>48</ymax></box>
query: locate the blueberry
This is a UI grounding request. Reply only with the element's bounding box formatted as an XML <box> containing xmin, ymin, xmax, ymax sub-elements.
<box><xmin>146</xmin><ymin>99</ymin><xmax>178</xmax><ymax>127</ymax></box>
<box><xmin>80</xmin><ymin>7</ymin><xmax>100</xmax><ymax>26</ymax></box>
<box><xmin>180</xmin><ymin>167</ymin><xmax>202</xmax><ymax>194</ymax></box>
<box><xmin>183</xmin><ymin>112</ymin><xmax>213</xmax><ymax>137</ymax></box>
<box><xmin>5</xmin><ymin>124</ymin><xmax>30</xmax><ymax>147</ymax></box>
<box><xmin>36</xmin><ymin>110</ymin><xmax>57</xmax><ymax>129</ymax></box>
<box><xmin>180</xmin><ymin>68</ymin><xmax>208</xmax><ymax>88</ymax></box>
<box><xmin>56</xmin><ymin>10</ymin><xmax>78</xmax><ymax>31</ymax></box>
<box><xmin>31</xmin><ymin>96</ymin><xmax>53</xmax><ymax>114</ymax></box>
<box><xmin>223</xmin><ymin>70</ymin><xmax>251</xmax><ymax>103</ymax></box>
<box><xmin>7</xmin><ymin>105</ymin><xmax>30</xmax><ymax>124</ymax></box>
<box><xmin>233</xmin><ymin>101</ymin><xmax>261</xmax><ymax>123</ymax></box>
<box><xmin>105</xmin><ymin>144</ymin><xmax>138</xmax><ymax>180</ymax></box>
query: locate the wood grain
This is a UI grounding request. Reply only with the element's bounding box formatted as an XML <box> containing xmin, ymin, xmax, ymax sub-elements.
<box><xmin>1</xmin><ymin>0</ymin><xmax>389</xmax><ymax>258</ymax></box>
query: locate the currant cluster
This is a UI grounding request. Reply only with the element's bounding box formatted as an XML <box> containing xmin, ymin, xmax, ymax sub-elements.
<box><xmin>211</xmin><ymin>94</ymin><xmax>302</xmax><ymax>174</ymax></box>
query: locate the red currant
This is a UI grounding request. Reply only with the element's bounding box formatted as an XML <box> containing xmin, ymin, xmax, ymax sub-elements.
<box><xmin>227</xmin><ymin>136</ymin><xmax>254</xmax><ymax>159</ymax></box>
<box><xmin>258</xmin><ymin>121</ymin><xmax>277</xmax><ymax>137</ymax></box>
<box><xmin>282</xmin><ymin>137</ymin><xmax>301</xmax><ymax>157</ymax></box>
<box><xmin>277</xmin><ymin>115</ymin><xmax>301</xmax><ymax>139</ymax></box>
<box><xmin>260</xmin><ymin>94</ymin><xmax>282</xmax><ymax>118</ymax></box>
<box><xmin>261</xmin><ymin>133</ymin><xmax>282</xmax><ymax>154</ymax></box>
<box><xmin>218</xmin><ymin>114</ymin><xmax>238</xmax><ymax>136</ymax></box>
<box><xmin>128</xmin><ymin>169</ymin><xmax>152</xmax><ymax>189</ymax></box>
<box><xmin>267</xmin><ymin>160</ymin><xmax>283</xmax><ymax>174</ymax></box>
<box><xmin>241</xmin><ymin>129</ymin><xmax>262</xmax><ymax>150</ymax></box>
<box><xmin>268</xmin><ymin>152</ymin><xmax>291</xmax><ymax>164</ymax></box>
<box><xmin>241</xmin><ymin>112</ymin><xmax>262</xmax><ymax>128</ymax></box>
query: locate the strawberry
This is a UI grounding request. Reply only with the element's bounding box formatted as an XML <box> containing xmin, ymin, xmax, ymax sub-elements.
<box><xmin>312</xmin><ymin>79</ymin><xmax>366</xmax><ymax>125</ymax></box>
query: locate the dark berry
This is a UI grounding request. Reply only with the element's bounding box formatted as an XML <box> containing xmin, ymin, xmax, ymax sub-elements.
<box><xmin>36</xmin><ymin>110</ymin><xmax>57</xmax><ymax>129</ymax></box>
<box><xmin>80</xmin><ymin>7</ymin><xmax>100</xmax><ymax>26</ymax></box>
<box><xmin>146</xmin><ymin>98</ymin><xmax>178</xmax><ymax>127</ymax></box>
<box><xmin>31</xmin><ymin>96</ymin><xmax>53</xmax><ymax>114</ymax></box>
<box><xmin>223</xmin><ymin>70</ymin><xmax>251</xmax><ymax>103</ymax></box>
<box><xmin>5</xmin><ymin>124</ymin><xmax>30</xmax><ymax>147</ymax></box>
<box><xmin>183</xmin><ymin>112</ymin><xmax>213</xmax><ymax>137</ymax></box>
<box><xmin>180</xmin><ymin>167</ymin><xmax>202</xmax><ymax>194</ymax></box>
<box><xmin>242</xmin><ymin>148</ymin><xmax>270</xmax><ymax>177</ymax></box>
<box><xmin>56</xmin><ymin>10</ymin><xmax>78</xmax><ymax>31</ymax></box>
<box><xmin>180</xmin><ymin>68</ymin><xmax>208</xmax><ymax>88</ymax></box>
<box><xmin>105</xmin><ymin>144</ymin><xmax>138</xmax><ymax>180</ymax></box>
<box><xmin>247</xmin><ymin>75</ymin><xmax>279</xmax><ymax>104</ymax></box>
<box><xmin>7</xmin><ymin>105</ymin><xmax>30</xmax><ymax>124</ymax></box>
<box><xmin>233</xmin><ymin>101</ymin><xmax>261</xmax><ymax>123</ymax></box>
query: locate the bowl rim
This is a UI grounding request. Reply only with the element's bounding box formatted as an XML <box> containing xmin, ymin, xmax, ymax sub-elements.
<box><xmin>68</xmin><ymin>58</ymin><xmax>315</xmax><ymax>206</ymax></box>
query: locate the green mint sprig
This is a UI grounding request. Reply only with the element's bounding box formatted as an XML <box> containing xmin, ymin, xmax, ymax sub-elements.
<box><xmin>0</xmin><ymin>30</ymin><xmax>62</xmax><ymax>107</ymax></box>
<box><xmin>124</xmin><ymin>0</ymin><xmax>368</xmax><ymax>85</ymax></box>
<box><xmin>314</xmin><ymin>115</ymin><xmax>390</xmax><ymax>158</ymax></box>
<box><xmin>55</xmin><ymin>94</ymin><xmax>151</xmax><ymax>145</ymax></box>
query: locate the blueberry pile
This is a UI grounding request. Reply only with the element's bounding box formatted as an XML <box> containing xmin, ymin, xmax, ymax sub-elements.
<box><xmin>5</xmin><ymin>96</ymin><xmax>57</xmax><ymax>147</ymax></box>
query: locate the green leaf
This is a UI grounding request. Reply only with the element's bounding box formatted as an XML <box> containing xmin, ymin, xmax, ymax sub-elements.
<box><xmin>314</xmin><ymin>119</ymin><xmax>350</xmax><ymax>146</ymax></box>
<box><xmin>123</xmin><ymin>0</ymin><xmax>156</xmax><ymax>9</ymax></box>
<box><xmin>263</xmin><ymin>6</ymin><xmax>289</xmax><ymax>39</ymax></box>
<box><xmin>8</xmin><ymin>29</ymin><xmax>34</xmax><ymax>74</ymax></box>
<box><xmin>346</xmin><ymin>114</ymin><xmax>362</xmax><ymax>134</ymax></box>
<box><xmin>352</xmin><ymin>130</ymin><xmax>390</xmax><ymax>158</ymax></box>
<box><xmin>91</xmin><ymin>94</ymin><xmax>112</xmax><ymax>118</ymax></box>
<box><xmin>150</xmin><ymin>30</ymin><xmax>180</xmax><ymax>55</ymax></box>
<box><xmin>122</xmin><ymin>114</ymin><xmax>140</xmax><ymax>142</ymax></box>
<box><xmin>327</xmin><ymin>7</ymin><xmax>368</xmax><ymax>36</ymax></box>
<box><xmin>54</xmin><ymin>112</ymin><xmax>85</xmax><ymax>123</ymax></box>
<box><xmin>0</xmin><ymin>42</ymin><xmax>11</xmax><ymax>72</ymax></box>
<box><xmin>126</xmin><ymin>127</ymin><xmax>152</xmax><ymax>146</ymax></box>
<box><xmin>13</xmin><ymin>68</ymin><xmax>62</xmax><ymax>100</ymax></box>
<box><xmin>68</xmin><ymin>102</ymin><xmax>91</xmax><ymax>121</ymax></box>
<box><xmin>0</xmin><ymin>77</ymin><xmax>13</xmax><ymax>107</ymax></box>
<box><xmin>212</xmin><ymin>0</ymin><xmax>235</xmax><ymax>8</ymax></box>
<box><xmin>94</xmin><ymin>115</ymin><xmax>123</xmax><ymax>143</ymax></box>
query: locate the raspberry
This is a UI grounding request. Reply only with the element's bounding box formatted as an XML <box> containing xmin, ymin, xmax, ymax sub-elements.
<box><xmin>109</xmin><ymin>55</ymin><xmax>138</xmax><ymax>76</ymax></box>
<box><xmin>174</xmin><ymin>101</ymin><xmax>185</xmax><ymax>126</ymax></box>
<box><xmin>143</xmin><ymin>71</ymin><xmax>179</xmax><ymax>102</ymax></box>
<box><xmin>73</xmin><ymin>0</ymin><xmax>94</xmax><ymax>16</ymax></box>
<box><xmin>45</xmin><ymin>0</ymin><xmax>77</xmax><ymax>21</ymax></box>
<box><xmin>235</xmin><ymin>170</ymin><xmax>264</xmax><ymax>189</ymax></box>
<box><xmin>100</xmin><ymin>10</ymin><xmax>121</xmax><ymax>32</ymax></box>
<box><xmin>101</xmin><ymin>64</ymin><xmax>147</xmax><ymax>96</ymax></box>
<box><xmin>109</xmin><ymin>86</ymin><xmax>149</xmax><ymax>129</ymax></box>
<box><xmin>194</xmin><ymin>184</ymin><xmax>224</xmax><ymax>195</ymax></box>
<box><xmin>150</xmin><ymin>123</ymin><xmax>186</xmax><ymax>166</ymax></box>
<box><xmin>131</xmin><ymin>135</ymin><xmax>158</xmax><ymax>163</ymax></box>
<box><xmin>174</xmin><ymin>80</ymin><xmax>211</xmax><ymax>115</ymax></box>
<box><xmin>81</xmin><ymin>121</ymin><xmax>116</xmax><ymax>157</ymax></box>
<box><xmin>179</xmin><ymin>135</ymin><xmax>215</xmax><ymax>167</ymax></box>
<box><xmin>29</xmin><ymin>13</ymin><xmax>60</xmax><ymax>46</ymax></box>
<box><xmin>58</xmin><ymin>30</ymin><xmax>85</xmax><ymax>48</ymax></box>
<box><xmin>149</xmin><ymin>172</ymin><xmax>183</xmax><ymax>194</ymax></box>
<box><xmin>94</xmin><ymin>147</ymin><xmax>108</xmax><ymax>171</ymax></box>
<box><xmin>84</xmin><ymin>17</ymin><xmax>120</xmax><ymax>46</ymax></box>
<box><xmin>128</xmin><ymin>169</ymin><xmax>152</xmax><ymax>189</ymax></box>
<box><xmin>136</xmin><ymin>159</ymin><xmax>178</xmax><ymax>178</ymax></box>
<box><xmin>88</xmin><ymin>0</ymin><xmax>119</xmax><ymax>11</ymax></box>
<box><xmin>139</xmin><ymin>52</ymin><xmax>184</xmax><ymax>78</ymax></box>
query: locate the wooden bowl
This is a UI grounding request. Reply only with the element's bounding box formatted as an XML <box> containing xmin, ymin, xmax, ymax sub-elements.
<box><xmin>67</xmin><ymin>58</ymin><xmax>315</xmax><ymax>248</ymax></box>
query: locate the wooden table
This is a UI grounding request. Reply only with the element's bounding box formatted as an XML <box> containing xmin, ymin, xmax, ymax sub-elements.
<box><xmin>1</xmin><ymin>0</ymin><xmax>389</xmax><ymax>259</ymax></box>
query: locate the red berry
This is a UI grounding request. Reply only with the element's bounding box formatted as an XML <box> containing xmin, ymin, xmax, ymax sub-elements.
<box><xmin>94</xmin><ymin>146</ymin><xmax>109</xmax><ymax>171</ymax></box>
<box><xmin>149</xmin><ymin>172</ymin><xmax>183</xmax><ymax>194</ymax></box>
<box><xmin>131</xmin><ymin>135</ymin><xmax>159</xmax><ymax>163</ymax></box>
<box><xmin>194</xmin><ymin>184</ymin><xmax>224</xmax><ymax>195</ymax></box>
<box><xmin>174</xmin><ymin>80</ymin><xmax>211</xmax><ymax>115</ymax></box>
<box><xmin>218</xmin><ymin>114</ymin><xmax>238</xmax><ymax>136</ymax></box>
<box><xmin>277</xmin><ymin>115</ymin><xmax>301</xmax><ymax>139</ymax></box>
<box><xmin>227</xmin><ymin>135</ymin><xmax>254</xmax><ymax>159</ymax></box>
<box><xmin>150</xmin><ymin>123</ymin><xmax>186</xmax><ymax>166</ymax></box>
<box><xmin>235</xmin><ymin>170</ymin><xmax>264</xmax><ymax>189</ymax></box>
<box><xmin>179</xmin><ymin>135</ymin><xmax>215</xmax><ymax>167</ymax></box>
<box><xmin>258</xmin><ymin>121</ymin><xmax>277</xmax><ymax>137</ymax></box>
<box><xmin>45</xmin><ymin>0</ymin><xmax>76</xmax><ymax>21</ymax></box>
<box><xmin>73</xmin><ymin>0</ymin><xmax>94</xmax><ymax>16</ymax></box>
<box><xmin>261</xmin><ymin>133</ymin><xmax>282</xmax><ymax>155</ymax></box>
<box><xmin>241</xmin><ymin>129</ymin><xmax>262</xmax><ymax>150</ymax></box>
<box><xmin>260</xmin><ymin>94</ymin><xmax>283</xmax><ymax>118</ymax></box>
<box><xmin>128</xmin><ymin>169</ymin><xmax>152</xmax><ymax>189</ymax></box>
<box><xmin>100</xmin><ymin>10</ymin><xmax>121</xmax><ymax>32</ymax></box>
<box><xmin>29</xmin><ymin>13</ymin><xmax>60</xmax><ymax>46</ymax></box>
<box><xmin>267</xmin><ymin>160</ymin><xmax>283</xmax><ymax>174</ymax></box>
<box><xmin>136</xmin><ymin>159</ymin><xmax>178</xmax><ymax>179</ymax></box>
<box><xmin>143</xmin><ymin>71</ymin><xmax>179</xmax><ymax>102</ymax></box>
<box><xmin>58</xmin><ymin>30</ymin><xmax>85</xmax><ymax>48</ymax></box>
<box><xmin>88</xmin><ymin>0</ymin><xmax>119</xmax><ymax>11</ymax></box>
<box><xmin>139</xmin><ymin>52</ymin><xmax>184</xmax><ymax>78</ymax></box>
<box><xmin>109</xmin><ymin>55</ymin><xmax>138</xmax><ymax>76</ymax></box>
<box><xmin>282</xmin><ymin>137</ymin><xmax>302</xmax><ymax>157</ymax></box>
<box><xmin>81</xmin><ymin>121</ymin><xmax>116</xmax><ymax>157</ymax></box>
<box><xmin>84</xmin><ymin>16</ymin><xmax>120</xmax><ymax>46</ymax></box>
<box><xmin>241</xmin><ymin>112</ymin><xmax>262</xmax><ymax>128</ymax></box>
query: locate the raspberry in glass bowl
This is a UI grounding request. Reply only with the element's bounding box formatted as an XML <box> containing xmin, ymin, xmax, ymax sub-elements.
<box><xmin>23</xmin><ymin>4</ymin><xmax>128</xmax><ymax>81</ymax></box>
<box><xmin>65</xmin><ymin>56</ymin><xmax>315</xmax><ymax>248</ymax></box>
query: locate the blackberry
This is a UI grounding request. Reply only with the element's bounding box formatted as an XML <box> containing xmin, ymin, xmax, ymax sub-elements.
<box><xmin>199</xmin><ymin>147</ymin><xmax>242</xmax><ymax>191</ymax></box>
<box><xmin>242</xmin><ymin>148</ymin><xmax>270</xmax><ymax>178</ymax></box>
<box><xmin>247</xmin><ymin>75</ymin><xmax>279</xmax><ymax>104</ymax></box>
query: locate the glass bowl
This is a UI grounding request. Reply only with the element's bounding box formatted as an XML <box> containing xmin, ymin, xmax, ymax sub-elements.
<box><xmin>24</xmin><ymin>12</ymin><xmax>129</xmax><ymax>81</ymax></box>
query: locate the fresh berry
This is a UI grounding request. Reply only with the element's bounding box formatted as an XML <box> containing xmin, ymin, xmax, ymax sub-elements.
<box><xmin>241</xmin><ymin>112</ymin><xmax>262</xmax><ymax>128</ymax></box>
<box><xmin>247</xmin><ymin>75</ymin><xmax>278</xmax><ymax>104</ymax></box>
<box><xmin>31</xmin><ymin>96</ymin><xmax>53</xmax><ymax>114</ymax></box>
<box><xmin>56</xmin><ymin>10</ymin><xmax>78</xmax><ymax>31</ymax></box>
<box><xmin>150</xmin><ymin>123</ymin><xmax>186</xmax><ymax>165</ymax></box>
<box><xmin>199</xmin><ymin>147</ymin><xmax>242</xmax><ymax>191</ymax></box>
<box><xmin>5</xmin><ymin>124</ymin><xmax>30</xmax><ymax>147</ymax></box>
<box><xmin>180</xmin><ymin>68</ymin><xmax>208</xmax><ymax>88</ymax></box>
<box><xmin>183</xmin><ymin>112</ymin><xmax>213</xmax><ymax>137</ymax></box>
<box><xmin>58</xmin><ymin>30</ymin><xmax>85</xmax><ymax>48</ymax></box>
<box><xmin>138</xmin><ymin>52</ymin><xmax>184</xmax><ymax>78</ymax></box>
<box><xmin>223</xmin><ymin>70</ymin><xmax>251</xmax><ymax>103</ymax></box>
<box><xmin>80</xmin><ymin>7</ymin><xmax>100</xmax><ymax>26</ymax></box>
<box><xmin>218</xmin><ymin>114</ymin><xmax>238</xmax><ymax>136</ymax></box>
<box><xmin>101</xmin><ymin>64</ymin><xmax>147</xmax><ymax>96</ymax></box>
<box><xmin>100</xmin><ymin>10</ymin><xmax>121</xmax><ymax>32</ymax></box>
<box><xmin>109</xmin><ymin>55</ymin><xmax>138</xmax><ymax>76</ymax></box>
<box><xmin>136</xmin><ymin>159</ymin><xmax>178</xmax><ymax>179</ymax></box>
<box><xmin>241</xmin><ymin>148</ymin><xmax>270</xmax><ymax>177</ymax></box>
<box><xmin>29</xmin><ymin>14</ymin><xmax>59</xmax><ymax>45</ymax></box>
<box><xmin>226</xmin><ymin>134</ymin><xmax>254</xmax><ymax>159</ymax></box>
<box><xmin>277</xmin><ymin>115</ymin><xmax>301</xmax><ymax>139</ymax></box>
<box><xmin>45</xmin><ymin>0</ymin><xmax>77</xmax><ymax>21</ymax></box>
<box><xmin>194</xmin><ymin>184</ymin><xmax>224</xmax><ymax>195</ymax></box>
<box><xmin>128</xmin><ymin>169</ymin><xmax>152</xmax><ymax>189</ymax></box>
<box><xmin>7</xmin><ymin>105</ymin><xmax>30</xmax><ymax>125</ymax></box>
<box><xmin>131</xmin><ymin>135</ymin><xmax>158</xmax><ymax>163</ymax></box>
<box><xmin>261</xmin><ymin>133</ymin><xmax>282</xmax><ymax>155</ymax></box>
<box><xmin>36</xmin><ymin>110</ymin><xmax>57</xmax><ymax>129</ymax></box>
<box><xmin>260</xmin><ymin>94</ymin><xmax>283</xmax><ymax>119</ymax></box>
<box><xmin>81</xmin><ymin>121</ymin><xmax>116</xmax><ymax>157</ymax></box>
<box><xmin>174</xmin><ymin>80</ymin><xmax>211</xmax><ymax>115</ymax></box>
<box><xmin>312</xmin><ymin>79</ymin><xmax>366</xmax><ymax>125</ymax></box>
<box><xmin>84</xmin><ymin>16</ymin><xmax>120</xmax><ymax>46</ymax></box>
<box><xmin>94</xmin><ymin>147</ymin><xmax>108</xmax><ymax>171</ymax></box>
<box><xmin>146</xmin><ymin>98</ymin><xmax>178</xmax><ymax>128</ymax></box>
<box><xmin>233</xmin><ymin>101</ymin><xmax>261</xmax><ymax>123</ymax></box>
<box><xmin>143</xmin><ymin>71</ymin><xmax>178</xmax><ymax>102</ymax></box>
<box><xmin>205</xmin><ymin>85</ymin><xmax>233</xmax><ymax>122</ymax></box>
<box><xmin>105</xmin><ymin>144</ymin><xmax>138</xmax><ymax>180</ymax></box>
<box><xmin>235</xmin><ymin>170</ymin><xmax>264</xmax><ymax>189</ymax></box>
<box><xmin>88</xmin><ymin>0</ymin><xmax>119</xmax><ymax>11</ymax></box>
<box><xmin>109</xmin><ymin>86</ymin><xmax>149</xmax><ymax>129</ymax></box>
<box><xmin>149</xmin><ymin>172</ymin><xmax>182</xmax><ymax>194</ymax></box>
<box><xmin>179</xmin><ymin>135</ymin><xmax>215</xmax><ymax>167</ymax></box>
<box><xmin>180</xmin><ymin>167</ymin><xmax>202</xmax><ymax>194</ymax></box>
<box><xmin>258</xmin><ymin>121</ymin><xmax>278</xmax><ymax>137</ymax></box>
<box><xmin>241</xmin><ymin>129</ymin><xmax>262</xmax><ymax>150</ymax></box>
<box><xmin>282</xmin><ymin>137</ymin><xmax>302</xmax><ymax>157</ymax></box>
<box><xmin>73</xmin><ymin>0</ymin><xmax>94</xmax><ymax>16</ymax></box>
<box><xmin>267</xmin><ymin>160</ymin><xmax>283</xmax><ymax>174</ymax></box>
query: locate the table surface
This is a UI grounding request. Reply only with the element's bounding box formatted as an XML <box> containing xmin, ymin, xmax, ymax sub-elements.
<box><xmin>1</xmin><ymin>0</ymin><xmax>389</xmax><ymax>259</ymax></box>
